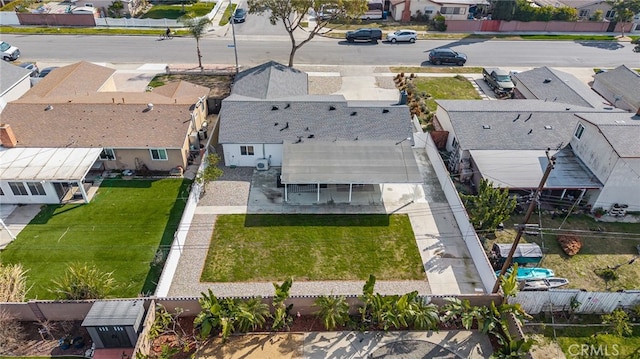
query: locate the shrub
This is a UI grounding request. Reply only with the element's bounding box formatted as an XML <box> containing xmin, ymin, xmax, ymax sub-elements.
<box><xmin>50</xmin><ymin>262</ymin><xmax>116</xmax><ymax>300</ymax></box>
<box><xmin>432</xmin><ymin>15</ymin><xmax>447</xmax><ymax>32</ymax></box>
<box><xmin>557</xmin><ymin>234</ymin><xmax>583</xmax><ymax>256</ymax></box>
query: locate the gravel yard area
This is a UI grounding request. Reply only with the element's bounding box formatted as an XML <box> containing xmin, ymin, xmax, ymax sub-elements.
<box><xmin>376</xmin><ymin>76</ymin><xmax>397</xmax><ymax>89</ymax></box>
<box><xmin>308</xmin><ymin>76</ymin><xmax>342</xmax><ymax>95</ymax></box>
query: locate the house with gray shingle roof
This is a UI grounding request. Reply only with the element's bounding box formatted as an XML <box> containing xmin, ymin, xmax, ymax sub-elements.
<box><xmin>569</xmin><ymin>112</ymin><xmax>640</xmax><ymax>211</ymax></box>
<box><xmin>218</xmin><ymin>62</ymin><xmax>422</xmax><ymax>202</ymax></box>
<box><xmin>0</xmin><ymin>61</ymin><xmax>31</xmax><ymax>113</ymax></box>
<box><xmin>512</xmin><ymin>67</ymin><xmax>607</xmax><ymax>108</ymax></box>
<box><xmin>432</xmin><ymin>99</ymin><xmax>628</xmax><ymax>201</ymax></box>
<box><xmin>592</xmin><ymin>65</ymin><xmax>640</xmax><ymax>113</ymax></box>
<box><xmin>0</xmin><ymin>61</ymin><xmax>210</xmax><ymax>204</ymax></box>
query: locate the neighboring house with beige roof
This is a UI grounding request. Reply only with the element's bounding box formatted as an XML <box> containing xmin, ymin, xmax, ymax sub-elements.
<box><xmin>0</xmin><ymin>61</ymin><xmax>210</xmax><ymax>204</ymax></box>
<box><xmin>390</xmin><ymin>0</ymin><xmax>488</xmax><ymax>21</ymax></box>
<box><xmin>531</xmin><ymin>0</ymin><xmax>614</xmax><ymax>20</ymax></box>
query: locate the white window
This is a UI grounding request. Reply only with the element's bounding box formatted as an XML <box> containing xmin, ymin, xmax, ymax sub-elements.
<box><xmin>9</xmin><ymin>182</ymin><xmax>28</xmax><ymax>196</ymax></box>
<box><xmin>424</xmin><ymin>6</ymin><xmax>435</xmax><ymax>14</ymax></box>
<box><xmin>27</xmin><ymin>182</ymin><xmax>46</xmax><ymax>196</ymax></box>
<box><xmin>100</xmin><ymin>148</ymin><xmax>116</xmax><ymax>160</ymax></box>
<box><xmin>574</xmin><ymin>123</ymin><xmax>585</xmax><ymax>139</ymax></box>
<box><xmin>240</xmin><ymin>146</ymin><xmax>254</xmax><ymax>156</ymax></box>
<box><xmin>605</xmin><ymin>10</ymin><xmax>615</xmax><ymax>19</ymax></box>
<box><xmin>150</xmin><ymin>148</ymin><xmax>168</xmax><ymax>161</ymax></box>
<box><xmin>440</xmin><ymin>6</ymin><xmax>465</xmax><ymax>14</ymax></box>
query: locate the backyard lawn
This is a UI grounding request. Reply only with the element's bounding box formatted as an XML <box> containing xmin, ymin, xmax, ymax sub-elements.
<box><xmin>411</xmin><ymin>76</ymin><xmax>482</xmax><ymax>112</ymax></box>
<box><xmin>490</xmin><ymin>214</ymin><xmax>640</xmax><ymax>291</ymax></box>
<box><xmin>0</xmin><ymin>179</ymin><xmax>189</xmax><ymax>299</ymax></box>
<box><xmin>200</xmin><ymin>214</ymin><xmax>424</xmax><ymax>282</ymax></box>
<box><xmin>140</xmin><ymin>2</ymin><xmax>214</xmax><ymax>19</ymax></box>
<box><xmin>542</xmin><ymin>323</ymin><xmax>640</xmax><ymax>357</ymax></box>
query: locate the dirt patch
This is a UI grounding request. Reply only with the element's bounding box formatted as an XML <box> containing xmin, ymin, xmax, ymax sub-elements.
<box><xmin>151</xmin><ymin>74</ymin><xmax>233</xmax><ymax>98</ymax></box>
<box><xmin>2</xmin><ymin>321</ymin><xmax>91</xmax><ymax>357</ymax></box>
<box><xmin>197</xmin><ymin>333</ymin><xmax>303</xmax><ymax>359</ymax></box>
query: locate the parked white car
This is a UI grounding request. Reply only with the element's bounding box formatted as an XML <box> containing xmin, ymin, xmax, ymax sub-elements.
<box><xmin>386</xmin><ymin>30</ymin><xmax>417</xmax><ymax>43</ymax></box>
<box><xmin>1</xmin><ymin>41</ymin><xmax>20</xmax><ymax>61</ymax></box>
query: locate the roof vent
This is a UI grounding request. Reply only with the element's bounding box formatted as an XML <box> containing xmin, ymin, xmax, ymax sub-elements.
<box><xmin>279</xmin><ymin>122</ymin><xmax>289</xmax><ymax>132</ymax></box>
<box><xmin>305</xmin><ymin>127</ymin><xmax>309</xmax><ymax>131</ymax></box>
<box><xmin>329</xmin><ymin>105</ymin><xmax>336</xmax><ymax>111</ymax></box>
<box><xmin>351</xmin><ymin>112</ymin><xmax>357</xmax><ymax>116</ymax></box>
<box><xmin>524</xmin><ymin>113</ymin><xmax>532</xmax><ymax>122</ymax></box>
<box><xmin>482</xmin><ymin>125</ymin><xmax>491</xmax><ymax>129</ymax></box>
<box><xmin>513</xmin><ymin>114</ymin><xmax>520</xmax><ymax>122</ymax></box>
<box><xmin>528</xmin><ymin>129</ymin><xmax>533</xmax><ymax>134</ymax></box>
<box><xmin>544</xmin><ymin>125</ymin><xmax>553</xmax><ymax>130</ymax></box>
<box><xmin>285</xmin><ymin>103</ymin><xmax>290</xmax><ymax>109</ymax></box>
<box><xmin>543</xmin><ymin>78</ymin><xmax>552</xmax><ymax>83</ymax></box>
<box><xmin>274</xmin><ymin>122</ymin><xmax>279</xmax><ymax>126</ymax></box>
<box><xmin>382</xmin><ymin>109</ymin><xmax>389</xmax><ymax>114</ymax></box>
<box><xmin>143</xmin><ymin>103</ymin><xmax>153</xmax><ymax>113</ymax></box>
<box><xmin>271</xmin><ymin>105</ymin><xmax>279</xmax><ymax>111</ymax></box>
<box><xmin>308</xmin><ymin>134</ymin><xmax>315</xmax><ymax>139</ymax></box>
<box><xmin>45</xmin><ymin>105</ymin><xmax>53</xmax><ymax>111</ymax></box>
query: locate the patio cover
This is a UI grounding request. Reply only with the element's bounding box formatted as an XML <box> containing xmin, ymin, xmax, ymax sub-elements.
<box><xmin>470</xmin><ymin>148</ymin><xmax>602</xmax><ymax>189</ymax></box>
<box><xmin>0</xmin><ymin>147</ymin><xmax>102</xmax><ymax>181</ymax></box>
<box><xmin>281</xmin><ymin>141</ymin><xmax>422</xmax><ymax>184</ymax></box>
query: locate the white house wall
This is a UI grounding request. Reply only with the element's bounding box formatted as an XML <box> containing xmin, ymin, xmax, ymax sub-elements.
<box><xmin>0</xmin><ymin>76</ymin><xmax>31</xmax><ymax>113</ymax></box>
<box><xmin>435</xmin><ymin>107</ymin><xmax>455</xmax><ymax>151</ymax></box>
<box><xmin>592</xmin><ymin>158</ymin><xmax>640</xmax><ymax>211</ymax></box>
<box><xmin>569</xmin><ymin>121</ymin><xmax>617</xmax><ymax>184</ymax></box>
<box><xmin>0</xmin><ymin>181</ymin><xmax>59</xmax><ymax>204</ymax></box>
<box><xmin>222</xmin><ymin>143</ymin><xmax>284</xmax><ymax>167</ymax></box>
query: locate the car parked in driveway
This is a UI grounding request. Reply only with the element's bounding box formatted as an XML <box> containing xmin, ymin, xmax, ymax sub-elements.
<box><xmin>38</xmin><ymin>66</ymin><xmax>59</xmax><ymax>78</ymax></box>
<box><xmin>345</xmin><ymin>28</ymin><xmax>382</xmax><ymax>43</ymax></box>
<box><xmin>386</xmin><ymin>30</ymin><xmax>417</xmax><ymax>43</ymax></box>
<box><xmin>232</xmin><ymin>8</ymin><xmax>246</xmax><ymax>23</ymax></box>
<box><xmin>428</xmin><ymin>48</ymin><xmax>467</xmax><ymax>66</ymax></box>
<box><xmin>19</xmin><ymin>62</ymin><xmax>39</xmax><ymax>77</ymax></box>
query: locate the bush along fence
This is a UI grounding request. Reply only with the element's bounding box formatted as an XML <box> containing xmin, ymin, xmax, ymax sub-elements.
<box><xmin>512</xmin><ymin>289</ymin><xmax>640</xmax><ymax>315</ymax></box>
<box><xmin>1</xmin><ymin>272</ymin><xmax>536</xmax><ymax>358</ymax></box>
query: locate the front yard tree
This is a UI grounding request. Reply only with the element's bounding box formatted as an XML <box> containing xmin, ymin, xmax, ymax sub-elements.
<box><xmin>462</xmin><ymin>179</ymin><xmax>517</xmax><ymax>232</ymax></box>
<box><xmin>247</xmin><ymin>0</ymin><xmax>368</xmax><ymax>67</ymax></box>
<box><xmin>180</xmin><ymin>17</ymin><xmax>213</xmax><ymax>70</ymax></box>
<box><xmin>607</xmin><ymin>0</ymin><xmax>640</xmax><ymax>37</ymax></box>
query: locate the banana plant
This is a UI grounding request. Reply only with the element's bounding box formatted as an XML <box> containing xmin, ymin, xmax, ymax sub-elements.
<box><xmin>271</xmin><ymin>277</ymin><xmax>293</xmax><ymax>330</ymax></box>
<box><xmin>236</xmin><ymin>297</ymin><xmax>271</xmax><ymax>333</ymax></box>
<box><xmin>314</xmin><ymin>295</ymin><xmax>350</xmax><ymax>330</ymax></box>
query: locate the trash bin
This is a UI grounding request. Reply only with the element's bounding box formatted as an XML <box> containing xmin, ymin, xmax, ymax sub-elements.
<box><xmin>399</xmin><ymin>90</ymin><xmax>408</xmax><ymax>105</ymax></box>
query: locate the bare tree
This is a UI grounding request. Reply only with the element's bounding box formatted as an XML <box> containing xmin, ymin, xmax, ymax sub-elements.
<box><xmin>0</xmin><ymin>310</ymin><xmax>25</xmax><ymax>355</ymax></box>
<box><xmin>180</xmin><ymin>17</ymin><xmax>213</xmax><ymax>70</ymax></box>
<box><xmin>247</xmin><ymin>0</ymin><xmax>367</xmax><ymax>67</ymax></box>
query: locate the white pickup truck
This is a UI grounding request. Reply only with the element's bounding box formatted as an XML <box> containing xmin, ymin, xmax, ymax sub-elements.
<box><xmin>1</xmin><ymin>41</ymin><xmax>20</xmax><ymax>61</ymax></box>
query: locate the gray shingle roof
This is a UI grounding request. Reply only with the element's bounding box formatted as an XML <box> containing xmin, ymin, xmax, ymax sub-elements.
<box><xmin>0</xmin><ymin>61</ymin><xmax>31</xmax><ymax>96</ymax></box>
<box><xmin>231</xmin><ymin>61</ymin><xmax>308</xmax><ymax>99</ymax></box>
<box><xmin>513</xmin><ymin>67</ymin><xmax>607</xmax><ymax>108</ymax></box>
<box><xmin>437</xmin><ymin>99</ymin><xmax>619</xmax><ymax>151</ymax></box>
<box><xmin>575</xmin><ymin>112</ymin><xmax>640</xmax><ymax>157</ymax></box>
<box><xmin>593</xmin><ymin>65</ymin><xmax>640</xmax><ymax>109</ymax></box>
<box><xmin>219</xmin><ymin>98</ymin><xmax>412</xmax><ymax>144</ymax></box>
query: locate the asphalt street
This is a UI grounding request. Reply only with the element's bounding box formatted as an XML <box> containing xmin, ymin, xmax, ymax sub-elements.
<box><xmin>3</xmin><ymin>33</ymin><xmax>638</xmax><ymax>68</ymax></box>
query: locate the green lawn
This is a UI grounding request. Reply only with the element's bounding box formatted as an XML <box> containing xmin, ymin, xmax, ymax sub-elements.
<box><xmin>218</xmin><ymin>3</ymin><xmax>236</xmax><ymax>26</ymax></box>
<box><xmin>543</xmin><ymin>324</ymin><xmax>640</xmax><ymax>357</ymax></box>
<box><xmin>390</xmin><ymin>66</ymin><xmax>483</xmax><ymax>74</ymax></box>
<box><xmin>412</xmin><ymin>76</ymin><xmax>482</xmax><ymax>112</ymax></box>
<box><xmin>491</xmin><ymin>214</ymin><xmax>640</xmax><ymax>291</ymax></box>
<box><xmin>200</xmin><ymin>214</ymin><xmax>424</xmax><ymax>282</ymax></box>
<box><xmin>140</xmin><ymin>2</ymin><xmax>214</xmax><ymax>19</ymax></box>
<box><xmin>0</xmin><ymin>179</ymin><xmax>189</xmax><ymax>299</ymax></box>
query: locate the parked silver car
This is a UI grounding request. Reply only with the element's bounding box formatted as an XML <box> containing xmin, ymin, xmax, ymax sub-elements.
<box><xmin>386</xmin><ymin>30</ymin><xmax>417</xmax><ymax>43</ymax></box>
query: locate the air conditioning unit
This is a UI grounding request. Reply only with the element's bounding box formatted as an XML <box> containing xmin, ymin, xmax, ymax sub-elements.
<box><xmin>256</xmin><ymin>158</ymin><xmax>269</xmax><ymax>171</ymax></box>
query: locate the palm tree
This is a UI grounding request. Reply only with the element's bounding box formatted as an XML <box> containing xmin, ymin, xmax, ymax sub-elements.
<box><xmin>236</xmin><ymin>297</ymin><xmax>271</xmax><ymax>332</ymax></box>
<box><xmin>314</xmin><ymin>295</ymin><xmax>350</xmax><ymax>330</ymax></box>
<box><xmin>180</xmin><ymin>17</ymin><xmax>212</xmax><ymax>70</ymax></box>
<box><xmin>272</xmin><ymin>277</ymin><xmax>293</xmax><ymax>330</ymax></box>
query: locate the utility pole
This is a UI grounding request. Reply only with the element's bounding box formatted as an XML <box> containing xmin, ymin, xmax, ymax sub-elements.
<box><xmin>491</xmin><ymin>148</ymin><xmax>556</xmax><ymax>293</ymax></box>
<box><xmin>229</xmin><ymin>0</ymin><xmax>239</xmax><ymax>75</ymax></box>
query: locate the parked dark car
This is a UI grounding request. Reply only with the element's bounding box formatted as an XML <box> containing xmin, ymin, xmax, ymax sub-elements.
<box><xmin>19</xmin><ymin>62</ymin><xmax>40</xmax><ymax>77</ymax></box>
<box><xmin>428</xmin><ymin>48</ymin><xmax>467</xmax><ymax>66</ymax></box>
<box><xmin>38</xmin><ymin>66</ymin><xmax>59</xmax><ymax>78</ymax></box>
<box><xmin>345</xmin><ymin>28</ymin><xmax>382</xmax><ymax>43</ymax></box>
<box><xmin>232</xmin><ymin>8</ymin><xmax>247</xmax><ymax>23</ymax></box>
